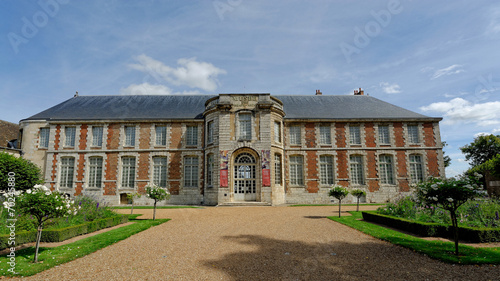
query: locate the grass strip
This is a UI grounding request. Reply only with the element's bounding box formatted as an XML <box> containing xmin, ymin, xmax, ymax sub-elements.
<box><xmin>290</xmin><ymin>203</ymin><xmax>384</xmax><ymax>207</ymax></box>
<box><xmin>112</xmin><ymin>206</ymin><xmax>200</xmax><ymax>209</ymax></box>
<box><xmin>328</xmin><ymin>212</ymin><xmax>500</xmax><ymax>265</ymax></box>
<box><xmin>0</xmin><ymin>218</ymin><xmax>169</xmax><ymax>277</ymax></box>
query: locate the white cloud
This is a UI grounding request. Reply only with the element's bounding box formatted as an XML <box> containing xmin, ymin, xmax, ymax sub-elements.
<box><xmin>120</xmin><ymin>83</ymin><xmax>202</xmax><ymax>95</ymax></box>
<box><xmin>380</xmin><ymin>82</ymin><xmax>401</xmax><ymax>94</ymax></box>
<box><xmin>129</xmin><ymin>55</ymin><xmax>226</xmax><ymax>91</ymax></box>
<box><xmin>431</xmin><ymin>64</ymin><xmax>464</xmax><ymax>80</ymax></box>
<box><xmin>421</xmin><ymin>98</ymin><xmax>500</xmax><ymax>126</ymax></box>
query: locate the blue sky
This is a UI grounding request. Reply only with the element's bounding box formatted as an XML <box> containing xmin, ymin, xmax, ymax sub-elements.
<box><xmin>1</xmin><ymin>0</ymin><xmax>499</xmax><ymax>176</ymax></box>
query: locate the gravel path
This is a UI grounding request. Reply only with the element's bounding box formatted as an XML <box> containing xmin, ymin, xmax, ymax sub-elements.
<box><xmin>18</xmin><ymin>206</ymin><xmax>499</xmax><ymax>280</ymax></box>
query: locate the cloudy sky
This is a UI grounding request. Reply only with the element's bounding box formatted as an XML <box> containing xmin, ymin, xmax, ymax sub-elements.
<box><xmin>1</xmin><ymin>0</ymin><xmax>499</xmax><ymax>176</ymax></box>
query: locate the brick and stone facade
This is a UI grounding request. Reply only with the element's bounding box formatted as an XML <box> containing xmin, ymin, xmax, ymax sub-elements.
<box><xmin>19</xmin><ymin>92</ymin><xmax>445</xmax><ymax>205</ymax></box>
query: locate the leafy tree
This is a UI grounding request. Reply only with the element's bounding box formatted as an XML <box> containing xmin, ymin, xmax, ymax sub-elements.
<box><xmin>460</xmin><ymin>134</ymin><xmax>500</xmax><ymax>167</ymax></box>
<box><xmin>126</xmin><ymin>192</ymin><xmax>142</xmax><ymax>215</ymax></box>
<box><xmin>350</xmin><ymin>189</ymin><xmax>366</xmax><ymax>212</ymax></box>
<box><xmin>415</xmin><ymin>174</ymin><xmax>484</xmax><ymax>256</ymax></box>
<box><xmin>329</xmin><ymin>185</ymin><xmax>349</xmax><ymax>218</ymax></box>
<box><xmin>442</xmin><ymin>141</ymin><xmax>451</xmax><ymax>168</ymax></box>
<box><xmin>0</xmin><ymin>152</ymin><xmax>43</xmax><ymax>191</ymax></box>
<box><xmin>145</xmin><ymin>184</ymin><xmax>170</xmax><ymax>220</ymax></box>
<box><xmin>12</xmin><ymin>185</ymin><xmax>78</xmax><ymax>262</ymax></box>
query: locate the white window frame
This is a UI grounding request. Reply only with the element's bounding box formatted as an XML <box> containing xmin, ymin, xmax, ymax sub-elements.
<box><xmin>320</xmin><ymin>124</ymin><xmax>332</xmax><ymax>145</ymax></box>
<box><xmin>39</xmin><ymin>127</ymin><xmax>50</xmax><ymax>148</ymax></box>
<box><xmin>320</xmin><ymin>155</ymin><xmax>334</xmax><ymax>185</ymax></box>
<box><xmin>88</xmin><ymin>156</ymin><xmax>103</xmax><ymax>188</ymax></box>
<box><xmin>153</xmin><ymin>156</ymin><xmax>168</xmax><ymax>188</ymax></box>
<box><xmin>207</xmin><ymin>121</ymin><xmax>214</xmax><ymax>144</ymax></box>
<box><xmin>349</xmin><ymin>125</ymin><xmax>361</xmax><ymax>145</ymax></box>
<box><xmin>289</xmin><ymin>155</ymin><xmax>304</xmax><ymax>185</ymax></box>
<box><xmin>184</xmin><ymin>156</ymin><xmax>199</xmax><ymax>187</ymax></box>
<box><xmin>124</xmin><ymin>126</ymin><xmax>136</xmax><ymax>147</ymax></box>
<box><xmin>378</xmin><ymin>125</ymin><xmax>390</xmax><ymax>145</ymax></box>
<box><xmin>121</xmin><ymin>157</ymin><xmax>136</xmax><ymax>188</ymax></box>
<box><xmin>60</xmin><ymin>157</ymin><xmax>75</xmax><ymax>188</ymax></box>
<box><xmin>274</xmin><ymin>121</ymin><xmax>281</xmax><ymax>143</ymax></box>
<box><xmin>350</xmin><ymin>155</ymin><xmax>364</xmax><ymax>185</ymax></box>
<box><xmin>92</xmin><ymin>126</ymin><xmax>103</xmax><ymax>147</ymax></box>
<box><xmin>409</xmin><ymin>154</ymin><xmax>424</xmax><ymax>183</ymax></box>
<box><xmin>155</xmin><ymin>125</ymin><xmax>167</xmax><ymax>146</ymax></box>
<box><xmin>379</xmin><ymin>155</ymin><xmax>395</xmax><ymax>185</ymax></box>
<box><xmin>274</xmin><ymin>154</ymin><xmax>282</xmax><ymax>185</ymax></box>
<box><xmin>65</xmin><ymin>127</ymin><xmax>76</xmax><ymax>147</ymax></box>
<box><xmin>186</xmin><ymin>125</ymin><xmax>198</xmax><ymax>146</ymax></box>
<box><xmin>289</xmin><ymin>125</ymin><xmax>301</xmax><ymax>145</ymax></box>
<box><xmin>239</xmin><ymin>113</ymin><xmax>252</xmax><ymax>140</ymax></box>
<box><xmin>408</xmin><ymin>125</ymin><xmax>420</xmax><ymax>144</ymax></box>
<box><xmin>207</xmin><ymin>154</ymin><xmax>214</xmax><ymax>186</ymax></box>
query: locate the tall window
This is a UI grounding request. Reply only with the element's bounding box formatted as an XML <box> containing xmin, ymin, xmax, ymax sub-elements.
<box><xmin>378</xmin><ymin>125</ymin><xmax>390</xmax><ymax>144</ymax></box>
<box><xmin>207</xmin><ymin>121</ymin><xmax>214</xmax><ymax>144</ymax></box>
<box><xmin>153</xmin><ymin>157</ymin><xmax>168</xmax><ymax>187</ymax></box>
<box><xmin>320</xmin><ymin>125</ymin><xmax>332</xmax><ymax>145</ymax></box>
<box><xmin>207</xmin><ymin>154</ymin><xmax>214</xmax><ymax>186</ymax></box>
<box><xmin>60</xmin><ymin>157</ymin><xmax>75</xmax><ymax>188</ymax></box>
<box><xmin>239</xmin><ymin>113</ymin><xmax>251</xmax><ymax>140</ymax></box>
<box><xmin>92</xmin><ymin>126</ymin><xmax>103</xmax><ymax>147</ymax></box>
<box><xmin>350</xmin><ymin>155</ymin><xmax>364</xmax><ymax>185</ymax></box>
<box><xmin>274</xmin><ymin>121</ymin><xmax>281</xmax><ymax>143</ymax></box>
<box><xmin>124</xmin><ymin>126</ymin><xmax>135</xmax><ymax>146</ymax></box>
<box><xmin>408</xmin><ymin>125</ymin><xmax>419</xmax><ymax>144</ymax></box>
<box><xmin>65</xmin><ymin>127</ymin><xmax>76</xmax><ymax>147</ymax></box>
<box><xmin>379</xmin><ymin>155</ymin><xmax>394</xmax><ymax>184</ymax></box>
<box><xmin>409</xmin><ymin>155</ymin><xmax>424</xmax><ymax>183</ymax></box>
<box><xmin>186</xmin><ymin>125</ymin><xmax>198</xmax><ymax>146</ymax></box>
<box><xmin>121</xmin><ymin>157</ymin><xmax>136</xmax><ymax>188</ymax></box>
<box><xmin>88</xmin><ymin>157</ymin><xmax>103</xmax><ymax>188</ymax></box>
<box><xmin>320</xmin><ymin>155</ymin><xmax>334</xmax><ymax>185</ymax></box>
<box><xmin>274</xmin><ymin>154</ymin><xmax>282</xmax><ymax>185</ymax></box>
<box><xmin>349</xmin><ymin>125</ymin><xmax>361</xmax><ymax>145</ymax></box>
<box><xmin>289</xmin><ymin>125</ymin><xmax>301</xmax><ymax>145</ymax></box>
<box><xmin>289</xmin><ymin>155</ymin><xmax>304</xmax><ymax>185</ymax></box>
<box><xmin>155</xmin><ymin>126</ymin><xmax>167</xmax><ymax>146</ymax></box>
<box><xmin>39</xmin><ymin>127</ymin><xmax>50</xmax><ymax>148</ymax></box>
<box><xmin>184</xmin><ymin>156</ymin><xmax>198</xmax><ymax>187</ymax></box>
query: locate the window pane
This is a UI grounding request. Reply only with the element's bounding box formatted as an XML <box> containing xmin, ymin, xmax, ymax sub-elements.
<box><xmin>122</xmin><ymin>157</ymin><xmax>136</xmax><ymax>188</ymax></box>
<box><xmin>92</xmin><ymin>126</ymin><xmax>103</xmax><ymax>147</ymax></box>
<box><xmin>290</xmin><ymin>126</ymin><xmax>301</xmax><ymax>145</ymax></box>
<box><xmin>207</xmin><ymin>154</ymin><xmax>214</xmax><ymax>186</ymax></box>
<box><xmin>65</xmin><ymin>127</ymin><xmax>76</xmax><ymax>147</ymax></box>
<box><xmin>60</xmin><ymin>157</ymin><xmax>75</xmax><ymax>188</ymax></box>
<box><xmin>408</xmin><ymin>125</ymin><xmax>419</xmax><ymax>144</ymax></box>
<box><xmin>409</xmin><ymin>155</ymin><xmax>424</xmax><ymax>183</ymax></box>
<box><xmin>153</xmin><ymin>157</ymin><xmax>168</xmax><ymax>187</ymax></box>
<box><xmin>290</xmin><ymin>155</ymin><xmax>303</xmax><ymax>185</ymax></box>
<box><xmin>320</xmin><ymin>155</ymin><xmax>334</xmax><ymax>185</ymax></box>
<box><xmin>186</xmin><ymin>126</ymin><xmax>198</xmax><ymax>146</ymax></box>
<box><xmin>349</xmin><ymin>125</ymin><xmax>361</xmax><ymax>145</ymax></box>
<box><xmin>379</xmin><ymin>155</ymin><xmax>394</xmax><ymax>184</ymax></box>
<box><xmin>207</xmin><ymin>121</ymin><xmax>214</xmax><ymax>143</ymax></box>
<box><xmin>125</xmin><ymin>126</ymin><xmax>135</xmax><ymax>146</ymax></box>
<box><xmin>378</xmin><ymin>125</ymin><xmax>390</xmax><ymax>144</ymax></box>
<box><xmin>320</xmin><ymin>125</ymin><xmax>331</xmax><ymax>144</ymax></box>
<box><xmin>184</xmin><ymin>156</ymin><xmax>198</xmax><ymax>187</ymax></box>
<box><xmin>89</xmin><ymin>157</ymin><xmax>103</xmax><ymax>188</ymax></box>
<box><xmin>239</xmin><ymin>114</ymin><xmax>251</xmax><ymax>140</ymax></box>
<box><xmin>39</xmin><ymin>128</ymin><xmax>50</xmax><ymax>148</ymax></box>
<box><xmin>350</xmin><ymin>155</ymin><xmax>364</xmax><ymax>185</ymax></box>
<box><xmin>274</xmin><ymin>154</ymin><xmax>282</xmax><ymax>185</ymax></box>
<box><xmin>274</xmin><ymin>122</ymin><xmax>281</xmax><ymax>143</ymax></box>
<box><xmin>156</xmin><ymin>126</ymin><xmax>167</xmax><ymax>146</ymax></box>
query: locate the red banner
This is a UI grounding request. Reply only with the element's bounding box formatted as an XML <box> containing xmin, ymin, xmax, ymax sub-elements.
<box><xmin>262</xmin><ymin>169</ymin><xmax>270</xmax><ymax>187</ymax></box>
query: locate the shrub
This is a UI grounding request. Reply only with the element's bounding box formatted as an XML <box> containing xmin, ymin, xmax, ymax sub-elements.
<box><xmin>0</xmin><ymin>152</ymin><xmax>43</xmax><ymax>191</ymax></box>
<box><xmin>145</xmin><ymin>184</ymin><xmax>170</xmax><ymax>220</ymax></box>
<box><xmin>329</xmin><ymin>185</ymin><xmax>349</xmax><ymax>218</ymax></box>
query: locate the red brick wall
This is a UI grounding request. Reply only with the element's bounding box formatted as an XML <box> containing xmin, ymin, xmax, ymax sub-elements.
<box><xmin>393</xmin><ymin>122</ymin><xmax>405</xmax><ymax>147</ymax></box>
<box><xmin>169</xmin><ymin>152</ymin><xmax>181</xmax><ymax>195</ymax></box>
<box><xmin>305</xmin><ymin>123</ymin><xmax>316</xmax><ymax>148</ymax></box>
<box><xmin>104</xmin><ymin>152</ymin><xmax>117</xmax><ymax>195</ymax></box>
<box><xmin>107</xmin><ymin>123</ymin><xmax>119</xmax><ymax>149</ymax></box>
<box><xmin>336</xmin><ymin>123</ymin><xmax>346</xmax><ymax>148</ymax></box>
<box><xmin>139</xmin><ymin>124</ymin><xmax>150</xmax><ymax>149</ymax></box>
<box><xmin>75</xmin><ymin>153</ymin><xmax>85</xmax><ymax>196</ymax></box>
<box><xmin>426</xmin><ymin>150</ymin><xmax>440</xmax><ymax>177</ymax></box>
<box><xmin>366</xmin><ymin>151</ymin><xmax>379</xmax><ymax>192</ymax></box>
<box><xmin>306</xmin><ymin>151</ymin><xmax>318</xmax><ymax>193</ymax></box>
<box><xmin>170</xmin><ymin>123</ymin><xmax>182</xmax><ymax>149</ymax></box>
<box><xmin>423</xmin><ymin>123</ymin><xmax>436</xmax><ymax>147</ymax></box>
<box><xmin>365</xmin><ymin>123</ymin><xmax>376</xmax><ymax>147</ymax></box>
<box><xmin>396</xmin><ymin>151</ymin><xmax>409</xmax><ymax>191</ymax></box>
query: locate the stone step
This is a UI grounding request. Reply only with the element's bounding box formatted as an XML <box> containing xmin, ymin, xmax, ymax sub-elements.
<box><xmin>217</xmin><ymin>201</ymin><xmax>272</xmax><ymax>207</ymax></box>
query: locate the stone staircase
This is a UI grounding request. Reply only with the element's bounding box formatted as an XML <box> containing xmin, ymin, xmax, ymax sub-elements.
<box><xmin>217</xmin><ymin>201</ymin><xmax>272</xmax><ymax>207</ymax></box>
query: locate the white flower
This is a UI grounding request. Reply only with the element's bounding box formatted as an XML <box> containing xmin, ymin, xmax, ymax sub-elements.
<box><xmin>447</xmin><ymin>198</ymin><xmax>453</xmax><ymax>202</ymax></box>
<box><xmin>26</xmin><ymin>189</ymin><xmax>32</xmax><ymax>194</ymax></box>
<box><xmin>45</xmin><ymin>192</ymin><xmax>51</xmax><ymax>196</ymax></box>
<box><xmin>68</xmin><ymin>210</ymin><xmax>72</xmax><ymax>214</ymax></box>
<box><xmin>74</xmin><ymin>211</ymin><xmax>78</xmax><ymax>215</ymax></box>
<box><xmin>432</xmin><ymin>196</ymin><xmax>438</xmax><ymax>201</ymax></box>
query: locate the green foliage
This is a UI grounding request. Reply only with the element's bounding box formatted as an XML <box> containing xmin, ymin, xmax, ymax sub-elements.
<box><xmin>126</xmin><ymin>192</ymin><xmax>141</xmax><ymax>202</ymax></box>
<box><xmin>350</xmin><ymin>189</ymin><xmax>366</xmax><ymax>198</ymax></box>
<box><xmin>0</xmin><ymin>152</ymin><xmax>43</xmax><ymax>191</ymax></box>
<box><xmin>442</xmin><ymin>141</ymin><xmax>452</xmax><ymax>168</ymax></box>
<box><xmin>146</xmin><ymin>184</ymin><xmax>170</xmax><ymax>202</ymax></box>
<box><xmin>460</xmin><ymin>134</ymin><xmax>500</xmax><ymax>167</ymax></box>
<box><xmin>328</xmin><ymin>185</ymin><xmax>349</xmax><ymax>201</ymax></box>
<box><xmin>472</xmin><ymin>154</ymin><xmax>500</xmax><ymax>177</ymax></box>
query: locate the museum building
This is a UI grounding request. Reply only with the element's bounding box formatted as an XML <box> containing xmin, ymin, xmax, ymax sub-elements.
<box><xmin>19</xmin><ymin>89</ymin><xmax>445</xmax><ymax>205</ymax></box>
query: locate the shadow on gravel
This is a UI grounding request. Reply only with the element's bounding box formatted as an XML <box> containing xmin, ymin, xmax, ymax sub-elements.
<box><xmin>202</xmin><ymin>234</ymin><xmax>498</xmax><ymax>280</ymax></box>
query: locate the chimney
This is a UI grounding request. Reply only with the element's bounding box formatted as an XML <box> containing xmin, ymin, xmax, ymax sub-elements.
<box><xmin>354</xmin><ymin>88</ymin><xmax>364</xmax><ymax>95</ymax></box>
<box><xmin>315</xmin><ymin>89</ymin><xmax>322</xmax><ymax>96</ymax></box>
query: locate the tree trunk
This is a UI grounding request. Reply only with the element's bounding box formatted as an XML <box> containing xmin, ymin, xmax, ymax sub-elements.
<box><xmin>153</xmin><ymin>201</ymin><xmax>157</xmax><ymax>220</ymax></box>
<box><xmin>356</xmin><ymin>197</ymin><xmax>360</xmax><ymax>212</ymax></box>
<box><xmin>338</xmin><ymin>200</ymin><xmax>342</xmax><ymax>218</ymax></box>
<box><xmin>130</xmin><ymin>201</ymin><xmax>134</xmax><ymax>215</ymax></box>
<box><xmin>34</xmin><ymin>223</ymin><xmax>43</xmax><ymax>263</ymax></box>
<box><xmin>451</xmin><ymin>211</ymin><xmax>459</xmax><ymax>256</ymax></box>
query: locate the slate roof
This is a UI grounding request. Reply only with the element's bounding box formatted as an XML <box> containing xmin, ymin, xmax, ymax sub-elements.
<box><xmin>22</xmin><ymin>94</ymin><xmax>438</xmax><ymax>122</ymax></box>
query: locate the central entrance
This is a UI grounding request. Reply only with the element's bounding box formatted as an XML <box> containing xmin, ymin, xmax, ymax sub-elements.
<box><xmin>233</xmin><ymin>152</ymin><xmax>257</xmax><ymax>201</ymax></box>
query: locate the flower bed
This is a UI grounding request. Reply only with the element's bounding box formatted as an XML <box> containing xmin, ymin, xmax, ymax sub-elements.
<box><xmin>362</xmin><ymin>211</ymin><xmax>500</xmax><ymax>243</ymax></box>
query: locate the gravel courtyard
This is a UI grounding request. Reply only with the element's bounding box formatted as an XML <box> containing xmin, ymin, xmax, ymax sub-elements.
<box><xmin>19</xmin><ymin>206</ymin><xmax>498</xmax><ymax>280</ymax></box>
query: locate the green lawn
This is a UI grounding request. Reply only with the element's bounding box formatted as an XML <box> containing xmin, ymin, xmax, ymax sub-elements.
<box><xmin>328</xmin><ymin>212</ymin><xmax>500</xmax><ymax>264</ymax></box>
<box><xmin>112</xmin><ymin>205</ymin><xmax>200</xmax><ymax>209</ymax></box>
<box><xmin>290</xmin><ymin>203</ymin><xmax>384</xmax><ymax>207</ymax></box>
<box><xmin>0</xmin><ymin>217</ymin><xmax>169</xmax><ymax>277</ymax></box>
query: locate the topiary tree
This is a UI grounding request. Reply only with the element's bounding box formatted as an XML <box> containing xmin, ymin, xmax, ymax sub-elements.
<box><xmin>0</xmin><ymin>152</ymin><xmax>43</xmax><ymax>191</ymax></box>
<box><xmin>12</xmin><ymin>185</ymin><xmax>79</xmax><ymax>262</ymax></box>
<box><xmin>350</xmin><ymin>189</ymin><xmax>366</xmax><ymax>212</ymax></box>
<box><xmin>329</xmin><ymin>185</ymin><xmax>349</xmax><ymax>218</ymax></box>
<box><xmin>415</xmin><ymin>174</ymin><xmax>484</xmax><ymax>256</ymax></box>
<box><xmin>126</xmin><ymin>192</ymin><xmax>142</xmax><ymax>215</ymax></box>
<box><xmin>145</xmin><ymin>184</ymin><xmax>170</xmax><ymax>220</ymax></box>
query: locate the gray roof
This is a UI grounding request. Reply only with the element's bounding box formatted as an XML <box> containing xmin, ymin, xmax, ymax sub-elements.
<box><xmin>23</xmin><ymin>94</ymin><xmax>437</xmax><ymax>122</ymax></box>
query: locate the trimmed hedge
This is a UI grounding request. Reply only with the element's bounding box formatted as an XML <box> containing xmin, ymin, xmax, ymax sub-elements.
<box><xmin>362</xmin><ymin>211</ymin><xmax>500</xmax><ymax>243</ymax></box>
<box><xmin>0</xmin><ymin>215</ymin><xmax>128</xmax><ymax>249</ymax></box>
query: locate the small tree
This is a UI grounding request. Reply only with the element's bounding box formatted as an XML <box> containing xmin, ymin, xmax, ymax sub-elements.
<box><xmin>126</xmin><ymin>192</ymin><xmax>142</xmax><ymax>215</ymax></box>
<box><xmin>351</xmin><ymin>189</ymin><xmax>366</xmax><ymax>212</ymax></box>
<box><xmin>145</xmin><ymin>184</ymin><xmax>170</xmax><ymax>220</ymax></box>
<box><xmin>0</xmin><ymin>152</ymin><xmax>43</xmax><ymax>191</ymax></box>
<box><xmin>14</xmin><ymin>185</ymin><xmax>78</xmax><ymax>262</ymax></box>
<box><xmin>329</xmin><ymin>185</ymin><xmax>349</xmax><ymax>218</ymax></box>
<box><xmin>415</xmin><ymin>174</ymin><xmax>483</xmax><ymax>256</ymax></box>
